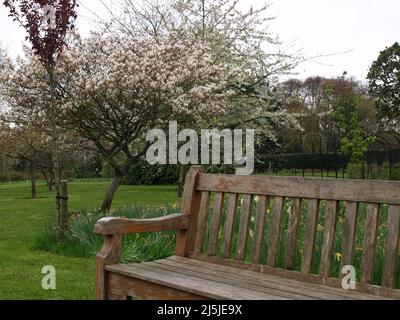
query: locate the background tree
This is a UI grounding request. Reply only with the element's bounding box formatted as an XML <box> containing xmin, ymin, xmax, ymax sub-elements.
<box><xmin>277</xmin><ymin>75</ymin><xmax>378</xmax><ymax>158</ymax></box>
<box><xmin>0</xmin><ymin>52</ymin><xmax>89</xmax><ymax>194</ymax></box>
<box><xmin>368</xmin><ymin>42</ymin><xmax>400</xmax><ymax>126</ymax></box>
<box><xmin>0</xmin><ymin>121</ymin><xmax>49</xmax><ymax>198</ymax></box>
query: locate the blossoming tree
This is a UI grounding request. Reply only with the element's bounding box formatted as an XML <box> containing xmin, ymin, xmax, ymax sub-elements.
<box><xmin>60</xmin><ymin>33</ymin><xmax>234</xmax><ymax>211</ymax></box>
<box><xmin>101</xmin><ymin>0</ymin><xmax>301</xmax><ymax>194</ymax></box>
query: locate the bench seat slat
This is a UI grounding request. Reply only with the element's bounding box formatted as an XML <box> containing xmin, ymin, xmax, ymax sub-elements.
<box><xmin>168</xmin><ymin>256</ymin><xmax>387</xmax><ymax>300</ymax></box>
<box><xmin>105</xmin><ymin>257</ymin><xmax>386</xmax><ymax>300</ymax></box>
<box><xmin>161</xmin><ymin>258</ymin><xmax>363</xmax><ymax>300</ymax></box>
<box><xmin>144</xmin><ymin>261</ymin><xmax>315</xmax><ymax>300</ymax></box>
<box><xmin>106</xmin><ymin>261</ymin><xmax>288</xmax><ymax>300</ymax></box>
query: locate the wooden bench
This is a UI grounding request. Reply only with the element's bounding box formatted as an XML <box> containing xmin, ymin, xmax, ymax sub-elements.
<box><xmin>94</xmin><ymin>166</ymin><xmax>400</xmax><ymax>300</ymax></box>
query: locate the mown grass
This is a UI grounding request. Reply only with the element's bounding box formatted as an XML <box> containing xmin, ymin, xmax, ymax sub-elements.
<box><xmin>0</xmin><ymin>180</ymin><xmax>178</xmax><ymax>300</ymax></box>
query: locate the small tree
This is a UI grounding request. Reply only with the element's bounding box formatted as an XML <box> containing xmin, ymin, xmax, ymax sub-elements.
<box><xmin>0</xmin><ymin>121</ymin><xmax>49</xmax><ymax>198</ymax></box>
<box><xmin>326</xmin><ymin>75</ymin><xmax>374</xmax><ymax>162</ymax></box>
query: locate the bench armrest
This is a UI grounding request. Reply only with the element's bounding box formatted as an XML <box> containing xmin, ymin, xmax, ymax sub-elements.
<box><xmin>93</xmin><ymin>213</ymin><xmax>190</xmax><ymax>236</ymax></box>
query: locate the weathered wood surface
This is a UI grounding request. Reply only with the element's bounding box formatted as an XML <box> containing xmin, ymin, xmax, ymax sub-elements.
<box><xmin>189</xmin><ymin>255</ymin><xmax>398</xmax><ymax>299</ymax></box>
<box><xmin>94</xmin><ymin>214</ymin><xmax>189</xmax><ymax>235</ymax></box>
<box><xmin>106</xmin><ymin>257</ymin><xmax>389</xmax><ymax>300</ymax></box>
<box><xmin>106</xmin><ymin>273</ymin><xmax>208</xmax><ymax>300</ymax></box>
<box><xmin>95</xmin><ymin>235</ymin><xmax>122</xmax><ymax>300</ymax></box>
<box><xmin>176</xmin><ymin>166</ymin><xmax>203</xmax><ymax>256</ymax></box>
<box><xmin>106</xmin><ymin>261</ymin><xmax>288</xmax><ymax>300</ymax></box>
<box><xmin>197</xmin><ymin>174</ymin><xmax>400</xmax><ymax>205</ymax></box>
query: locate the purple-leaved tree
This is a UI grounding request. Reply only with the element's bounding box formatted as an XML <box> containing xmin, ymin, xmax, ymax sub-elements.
<box><xmin>3</xmin><ymin>0</ymin><xmax>78</xmax><ymax>237</ymax></box>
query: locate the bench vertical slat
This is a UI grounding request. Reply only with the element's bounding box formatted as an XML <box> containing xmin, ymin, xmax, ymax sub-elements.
<box><xmin>360</xmin><ymin>203</ymin><xmax>380</xmax><ymax>285</ymax></box>
<box><xmin>176</xmin><ymin>166</ymin><xmax>203</xmax><ymax>256</ymax></box>
<box><xmin>267</xmin><ymin>196</ymin><xmax>285</xmax><ymax>267</ymax></box>
<box><xmin>208</xmin><ymin>192</ymin><xmax>225</xmax><ymax>256</ymax></box>
<box><xmin>340</xmin><ymin>202</ymin><xmax>359</xmax><ymax>271</ymax></box>
<box><xmin>222</xmin><ymin>194</ymin><xmax>238</xmax><ymax>259</ymax></box>
<box><xmin>252</xmin><ymin>196</ymin><xmax>268</xmax><ymax>265</ymax></box>
<box><xmin>193</xmin><ymin>191</ymin><xmax>211</xmax><ymax>255</ymax></box>
<box><xmin>320</xmin><ymin>200</ymin><xmax>339</xmax><ymax>278</ymax></box>
<box><xmin>285</xmin><ymin>198</ymin><xmax>302</xmax><ymax>270</ymax></box>
<box><xmin>381</xmin><ymin>205</ymin><xmax>400</xmax><ymax>288</ymax></box>
<box><xmin>236</xmin><ymin>195</ymin><xmax>253</xmax><ymax>261</ymax></box>
<box><xmin>301</xmin><ymin>199</ymin><xmax>320</xmax><ymax>273</ymax></box>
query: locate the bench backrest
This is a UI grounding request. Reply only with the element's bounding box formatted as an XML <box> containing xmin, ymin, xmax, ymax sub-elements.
<box><xmin>177</xmin><ymin>167</ymin><xmax>400</xmax><ymax>298</ymax></box>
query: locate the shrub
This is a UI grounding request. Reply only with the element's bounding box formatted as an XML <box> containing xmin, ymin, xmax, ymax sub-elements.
<box><xmin>123</xmin><ymin>162</ymin><xmax>178</xmax><ymax>185</ymax></box>
<box><xmin>33</xmin><ymin>204</ymin><xmax>180</xmax><ymax>263</ymax></box>
<box><xmin>369</xmin><ymin>161</ymin><xmax>400</xmax><ymax>181</ymax></box>
<box><xmin>346</xmin><ymin>162</ymin><xmax>364</xmax><ymax>179</ymax></box>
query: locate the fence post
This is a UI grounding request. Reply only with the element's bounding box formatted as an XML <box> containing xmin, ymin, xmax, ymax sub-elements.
<box><xmin>60</xmin><ymin>180</ymin><xmax>69</xmax><ymax>233</ymax></box>
<box><xmin>56</xmin><ymin>187</ymin><xmax>61</xmax><ymax>240</ymax></box>
<box><xmin>56</xmin><ymin>180</ymin><xmax>69</xmax><ymax>239</ymax></box>
<box><xmin>389</xmin><ymin>148</ymin><xmax>393</xmax><ymax>180</ymax></box>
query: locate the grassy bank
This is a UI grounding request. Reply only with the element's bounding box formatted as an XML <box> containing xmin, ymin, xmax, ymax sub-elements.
<box><xmin>0</xmin><ymin>180</ymin><xmax>178</xmax><ymax>299</ymax></box>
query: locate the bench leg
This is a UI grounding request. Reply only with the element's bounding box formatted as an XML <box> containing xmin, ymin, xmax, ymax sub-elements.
<box><xmin>95</xmin><ymin>235</ymin><xmax>122</xmax><ymax>300</ymax></box>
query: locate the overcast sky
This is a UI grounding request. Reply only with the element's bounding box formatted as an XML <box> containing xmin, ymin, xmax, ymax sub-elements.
<box><xmin>0</xmin><ymin>0</ymin><xmax>399</xmax><ymax>82</ymax></box>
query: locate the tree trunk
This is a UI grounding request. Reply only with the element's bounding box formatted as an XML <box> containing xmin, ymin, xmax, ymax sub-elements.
<box><xmin>41</xmin><ymin>169</ymin><xmax>52</xmax><ymax>192</ymax></box>
<box><xmin>100</xmin><ymin>172</ymin><xmax>125</xmax><ymax>212</ymax></box>
<box><xmin>30</xmin><ymin>161</ymin><xmax>37</xmax><ymax>199</ymax></box>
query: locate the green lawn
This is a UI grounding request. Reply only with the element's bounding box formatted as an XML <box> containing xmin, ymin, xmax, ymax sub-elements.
<box><xmin>0</xmin><ymin>180</ymin><xmax>178</xmax><ymax>300</ymax></box>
